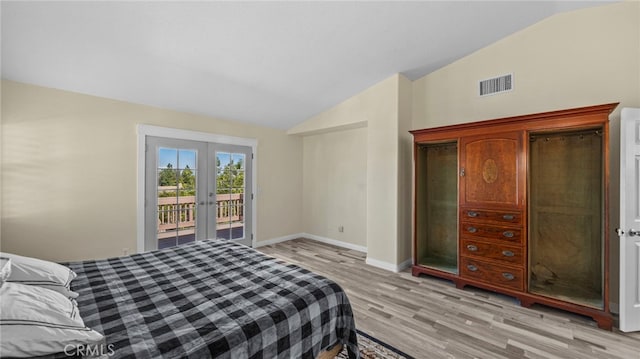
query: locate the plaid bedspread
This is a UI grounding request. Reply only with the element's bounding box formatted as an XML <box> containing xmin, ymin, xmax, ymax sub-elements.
<box><xmin>67</xmin><ymin>240</ymin><xmax>359</xmax><ymax>359</ymax></box>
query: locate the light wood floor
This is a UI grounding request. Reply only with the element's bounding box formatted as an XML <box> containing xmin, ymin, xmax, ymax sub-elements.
<box><xmin>258</xmin><ymin>238</ymin><xmax>640</xmax><ymax>359</ymax></box>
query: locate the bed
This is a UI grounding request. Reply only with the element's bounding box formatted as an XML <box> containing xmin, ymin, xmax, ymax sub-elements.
<box><xmin>64</xmin><ymin>239</ymin><xmax>359</xmax><ymax>358</ymax></box>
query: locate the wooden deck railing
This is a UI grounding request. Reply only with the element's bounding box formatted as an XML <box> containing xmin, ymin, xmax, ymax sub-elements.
<box><xmin>157</xmin><ymin>193</ymin><xmax>244</xmax><ymax>239</ymax></box>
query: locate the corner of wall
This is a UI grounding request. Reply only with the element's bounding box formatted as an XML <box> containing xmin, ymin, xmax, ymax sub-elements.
<box><xmin>365</xmin><ymin>256</ymin><xmax>412</xmax><ymax>273</ymax></box>
<box><xmin>0</xmin><ymin>81</ymin><xmax>3</xmax><ymax>247</ymax></box>
<box><xmin>397</xmin><ymin>74</ymin><xmax>414</xmax><ymax>265</ymax></box>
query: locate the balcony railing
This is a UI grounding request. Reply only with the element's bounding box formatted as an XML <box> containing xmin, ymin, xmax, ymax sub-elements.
<box><xmin>157</xmin><ymin>193</ymin><xmax>244</xmax><ymax>239</ymax></box>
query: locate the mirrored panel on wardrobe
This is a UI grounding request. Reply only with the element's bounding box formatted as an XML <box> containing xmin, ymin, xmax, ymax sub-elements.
<box><xmin>528</xmin><ymin>128</ymin><xmax>604</xmax><ymax>309</ymax></box>
<box><xmin>415</xmin><ymin>141</ymin><xmax>459</xmax><ymax>274</ymax></box>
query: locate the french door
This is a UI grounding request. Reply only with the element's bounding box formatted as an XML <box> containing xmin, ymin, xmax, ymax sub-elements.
<box><xmin>618</xmin><ymin>107</ymin><xmax>640</xmax><ymax>332</ymax></box>
<box><xmin>144</xmin><ymin>137</ymin><xmax>252</xmax><ymax>251</ymax></box>
<box><xmin>211</xmin><ymin>144</ymin><xmax>252</xmax><ymax>244</ymax></box>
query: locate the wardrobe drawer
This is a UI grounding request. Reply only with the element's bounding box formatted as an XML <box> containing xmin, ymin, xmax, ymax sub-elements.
<box><xmin>460</xmin><ymin>222</ymin><xmax>523</xmax><ymax>245</ymax></box>
<box><xmin>460</xmin><ymin>257</ymin><xmax>524</xmax><ymax>291</ymax></box>
<box><xmin>461</xmin><ymin>239</ymin><xmax>523</xmax><ymax>265</ymax></box>
<box><xmin>461</xmin><ymin>208</ymin><xmax>522</xmax><ymax>225</ymax></box>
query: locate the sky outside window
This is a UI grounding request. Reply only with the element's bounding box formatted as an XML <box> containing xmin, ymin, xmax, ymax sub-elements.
<box><xmin>159</xmin><ymin>148</ymin><xmax>197</xmax><ymax>169</ymax></box>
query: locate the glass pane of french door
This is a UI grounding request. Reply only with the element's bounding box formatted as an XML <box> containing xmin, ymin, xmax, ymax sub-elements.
<box><xmin>145</xmin><ymin>137</ymin><xmax>207</xmax><ymax>251</ymax></box>
<box><xmin>156</xmin><ymin>147</ymin><xmax>198</xmax><ymax>249</ymax></box>
<box><xmin>212</xmin><ymin>145</ymin><xmax>252</xmax><ymax>246</ymax></box>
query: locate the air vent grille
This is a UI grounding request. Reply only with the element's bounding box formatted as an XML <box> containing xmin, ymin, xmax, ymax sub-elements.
<box><xmin>479</xmin><ymin>73</ymin><xmax>513</xmax><ymax>96</ymax></box>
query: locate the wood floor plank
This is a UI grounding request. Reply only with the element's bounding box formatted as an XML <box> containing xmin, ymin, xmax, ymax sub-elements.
<box><xmin>258</xmin><ymin>238</ymin><xmax>640</xmax><ymax>359</ymax></box>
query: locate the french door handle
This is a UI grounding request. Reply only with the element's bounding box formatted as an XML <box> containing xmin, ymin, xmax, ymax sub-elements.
<box><xmin>618</xmin><ymin>228</ymin><xmax>640</xmax><ymax>237</ymax></box>
<box><xmin>199</xmin><ymin>201</ymin><xmax>206</xmax><ymax>206</ymax></box>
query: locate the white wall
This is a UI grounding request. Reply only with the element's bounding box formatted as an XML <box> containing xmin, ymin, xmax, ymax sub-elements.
<box><xmin>302</xmin><ymin>127</ymin><xmax>367</xmax><ymax>248</ymax></box>
<box><xmin>1</xmin><ymin>80</ymin><xmax>303</xmax><ymax>261</ymax></box>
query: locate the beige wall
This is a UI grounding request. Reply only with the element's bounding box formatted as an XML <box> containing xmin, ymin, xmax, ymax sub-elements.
<box><xmin>397</xmin><ymin>75</ymin><xmax>413</xmax><ymax>264</ymax></box>
<box><xmin>1</xmin><ymin>80</ymin><xmax>303</xmax><ymax>262</ymax></box>
<box><xmin>2</xmin><ymin>1</ymin><xmax>637</xmax><ymax>278</ymax></box>
<box><xmin>412</xmin><ymin>1</ymin><xmax>639</xmax><ymax>129</ymax></box>
<box><xmin>302</xmin><ymin>127</ymin><xmax>367</xmax><ymax>247</ymax></box>
<box><xmin>364</xmin><ymin>75</ymin><xmax>405</xmax><ymax>268</ymax></box>
<box><xmin>291</xmin><ymin>74</ymin><xmax>413</xmax><ymax>270</ymax></box>
<box><xmin>0</xmin><ymin>82</ymin><xmax>3</xmax><ymax>248</ymax></box>
<box><xmin>292</xmin><ymin>2</ymin><xmax>639</xmax><ymax>275</ymax></box>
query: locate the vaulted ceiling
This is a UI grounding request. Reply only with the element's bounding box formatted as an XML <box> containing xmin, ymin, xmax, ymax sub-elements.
<box><xmin>1</xmin><ymin>1</ymin><xmax>613</xmax><ymax>129</ymax></box>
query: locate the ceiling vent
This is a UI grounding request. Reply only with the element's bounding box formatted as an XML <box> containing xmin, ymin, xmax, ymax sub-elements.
<box><xmin>479</xmin><ymin>73</ymin><xmax>513</xmax><ymax>97</ymax></box>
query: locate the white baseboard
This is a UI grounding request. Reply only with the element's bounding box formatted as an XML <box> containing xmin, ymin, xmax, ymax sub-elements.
<box><xmin>610</xmin><ymin>302</ymin><xmax>619</xmax><ymax>315</ymax></box>
<box><xmin>254</xmin><ymin>232</ymin><xmax>369</xmax><ymax>254</ymax></box>
<box><xmin>302</xmin><ymin>233</ymin><xmax>368</xmax><ymax>253</ymax></box>
<box><xmin>397</xmin><ymin>258</ymin><xmax>413</xmax><ymax>272</ymax></box>
<box><xmin>365</xmin><ymin>257</ymin><xmax>412</xmax><ymax>273</ymax></box>
<box><xmin>255</xmin><ymin>233</ymin><xmax>413</xmax><ymax>273</ymax></box>
<box><xmin>253</xmin><ymin>233</ymin><xmax>304</xmax><ymax>247</ymax></box>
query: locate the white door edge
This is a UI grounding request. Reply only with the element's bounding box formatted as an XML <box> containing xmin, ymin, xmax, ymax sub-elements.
<box><xmin>619</xmin><ymin>107</ymin><xmax>640</xmax><ymax>332</ymax></box>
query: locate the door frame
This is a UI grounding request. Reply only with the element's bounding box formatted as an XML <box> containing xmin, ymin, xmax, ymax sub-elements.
<box><xmin>137</xmin><ymin>124</ymin><xmax>257</xmax><ymax>253</ymax></box>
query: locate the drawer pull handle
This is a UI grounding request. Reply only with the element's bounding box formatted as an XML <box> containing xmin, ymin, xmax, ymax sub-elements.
<box><xmin>467</xmin><ymin>264</ymin><xmax>478</xmax><ymax>272</ymax></box>
<box><xmin>502</xmin><ymin>231</ymin><xmax>515</xmax><ymax>238</ymax></box>
<box><xmin>502</xmin><ymin>214</ymin><xmax>515</xmax><ymax>221</ymax></box>
<box><xmin>466</xmin><ymin>244</ymin><xmax>478</xmax><ymax>252</ymax></box>
<box><xmin>467</xmin><ymin>211</ymin><xmax>479</xmax><ymax>218</ymax></box>
<box><xmin>502</xmin><ymin>250</ymin><xmax>515</xmax><ymax>257</ymax></box>
<box><xmin>467</xmin><ymin>226</ymin><xmax>477</xmax><ymax>233</ymax></box>
<box><xmin>502</xmin><ymin>272</ymin><xmax>515</xmax><ymax>281</ymax></box>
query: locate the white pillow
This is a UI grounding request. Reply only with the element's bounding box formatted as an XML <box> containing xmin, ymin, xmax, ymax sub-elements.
<box><xmin>0</xmin><ymin>252</ymin><xmax>79</xmax><ymax>298</ymax></box>
<box><xmin>0</xmin><ymin>282</ymin><xmax>105</xmax><ymax>358</ymax></box>
<box><xmin>0</xmin><ymin>257</ymin><xmax>11</xmax><ymax>286</ymax></box>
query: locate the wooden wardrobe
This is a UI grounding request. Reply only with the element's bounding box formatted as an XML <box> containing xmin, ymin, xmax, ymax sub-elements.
<box><xmin>411</xmin><ymin>103</ymin><xmax>618</xmax><ymax>329</ymax></box>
